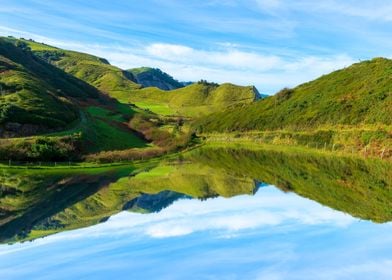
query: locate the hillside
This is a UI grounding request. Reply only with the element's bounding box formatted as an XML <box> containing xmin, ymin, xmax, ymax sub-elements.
<box><xmin>126</xmin><ymin>81</ymin><xmax>260</xmax><ymax>117</ymax></box>
<box><xmin>196</xmin><ymin>58</ymin><xmax>392</xmax><ymax>132</ymax></box>
<box><xmin>19</xmin><ymin>38</ymin><xmax>141</xmax><ymax>100</ymax></box>
<box><xmin>0</xmin><ymin>37</ymin><xmax>206</xmax><ymax>162</ymax></box>
<box><xmin>0</xmin><ymin>37</ymin><xmax>151</xmax><ymax>160</ymax></box>
<box><xmin>14</xmin><ymin>38</ymin><xmax>259</xmax><ymax>119</ymax></box>
<box><xmin>5</xmin><ymin>36</ymin><xmax>389</xmax><ymax>162</ymax></box>
<box><xmin>128</xmin><ymin>67</ymin><xmax>184</xmax><ymax>90</ymax></box>
<box><xmin>0</xmin><ymin>37</ymin><xmax>100</xmax><ymax>136</ymax></box>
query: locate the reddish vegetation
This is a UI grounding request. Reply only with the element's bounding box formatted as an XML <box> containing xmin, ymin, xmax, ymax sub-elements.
<box><xmin>84</xmin><ymin>114</ymin><xmax>195</xmax><ymax>163</ymax></box>
<box><xmin>129</xmin><ymin>114</ymin><xmax>193</xmax><ymax>150</ymax></box>
<box><xmin>84</xmin><ymin>147</ymin><xmax>165</xmax><ymax>163</ymax></box>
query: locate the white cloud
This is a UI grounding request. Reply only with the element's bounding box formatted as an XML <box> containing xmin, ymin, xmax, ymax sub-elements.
<box><xmin>145</xmin><ymin>42</ymin><xmax>283</xmax><ymax>70</ymax></box>
<box><xmin>0</xmin><ymin>26</ymin><xmax>356</xmax><ymax>94</ymax></box>
<box><xmin>146</xmin><ymin>43</ymin><xmax>194</xmax><ymax>58</ymax></box>
<box><xmin>75</xmin><ymin>42</ymin><xmax>355</xmax><ymax>94</ymax></box>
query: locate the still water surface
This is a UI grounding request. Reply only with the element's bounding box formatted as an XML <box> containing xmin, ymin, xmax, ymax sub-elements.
<box><xmin>0</xmin><ymin>146</ymin><xmax>391</xmax><ymax>279</ymax></box>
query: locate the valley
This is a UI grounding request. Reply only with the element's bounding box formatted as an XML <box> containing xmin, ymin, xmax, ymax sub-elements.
<box><xmin>0</xmin><ymin>36</ymin><xmax>390</xmax><ymax>166</ymax></box>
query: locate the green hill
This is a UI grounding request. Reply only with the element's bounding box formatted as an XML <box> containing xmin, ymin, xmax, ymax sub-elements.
<box><xmin>0</xmin><ymin>37</ymin><xmax>149</xmax><ymax>160</ymax></box>
<box><xmin>196</xmin><ymin>58</ymin><xmax>392</xmax><ymax>132</ymax></box>
<box><xmin>126</xmin><ymin>81</ymin><xmax>260</xmax><ymax>117</ymax></box>
<box><xmin>0</xmin><ymin>37</ymin><xmax>100</xmax><ymax>135</ymax></box>
<box><xmin>128</xmin><ymin>67</ymin><xmax>184</xmax><ymax>90</ymax></box>
<box><xmin>1</xmin><ymin>37</ymin><xmax>238</xmax><ymax>162</ymax></box>
<box><xmin>4</xmin><ymin>36</ymin><xmax>389</xmax><ymax>162</ymax></box>
<box><xmin>8</xmin><ymin>38</ymin><xmax>260</xmax><ymax>119</ymax></box>
<box><xmin>19</xmin><ymin>38</ymin><xmax>141</xmax><ymax>100</ymax></box>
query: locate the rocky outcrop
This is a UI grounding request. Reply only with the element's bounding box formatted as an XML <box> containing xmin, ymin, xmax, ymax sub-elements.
<box><xmin>128</xmin><ymin>67</ymin><xmax>184</xmax><ymax>90</ymax></box>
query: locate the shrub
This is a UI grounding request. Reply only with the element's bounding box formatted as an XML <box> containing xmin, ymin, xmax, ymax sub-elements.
<box><xmin>0</xmin><ymin>134</ymin><xmax>82</xmax><ymax>161</ymax></box>
<box><xmin>129</xmin><ymin>113</ymin><xmax>194</xmax><ymax>150</ymax></box>
<box><xmin>84</xmin><ymin>147</ymin><xmax>165</xmax><ymax>163</ymax></box>
<box><xmin>275</xmin><ymin>87</ymin><xmax>294</xmax><ymax>103</ymax></box>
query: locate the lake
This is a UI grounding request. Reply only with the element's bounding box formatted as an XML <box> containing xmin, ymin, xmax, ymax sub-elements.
<box><xmin>0</xmin><ymin>145</ymin><xmax>391</xmax><ymax>280</ymax></box>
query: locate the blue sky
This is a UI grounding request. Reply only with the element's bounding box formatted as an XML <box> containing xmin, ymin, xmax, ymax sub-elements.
<box><xmin>1</xmin><ymin>187</ymin><xmax>392</xmax><ymax>280</ymax></box>
<box><xmin>1</xmin><ymin>0</ymin><xmax>392</xmax><ymax>93</ymax></box>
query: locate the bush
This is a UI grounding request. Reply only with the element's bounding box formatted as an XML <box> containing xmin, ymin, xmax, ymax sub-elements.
<box><xmin>197</xmin><ymin>80</ymin><xmax>219</xmax><ymax>87</ymax></box>
<box><xmin>34</xmin><ymin>50</ymin><xmax>65</xmax><ymax>63</ymax></box>
<box><xmin>0</xmin><ymin>134</ymin><xmax>82</xmax><ymax>161</ymax></box>
<box><xmin>275</xmin><ymin>87</ymin><xmax>294</xmax><ymax>103</ymax></box>
<box><xmin>129</xmin><ymin>113</ymin><xmax>194</xmax><ymax>150</ymax></box>
<box><xmin>84</xmin><ymin>147</ymin><xmax>165</xmax><ymax>163</ymax></box>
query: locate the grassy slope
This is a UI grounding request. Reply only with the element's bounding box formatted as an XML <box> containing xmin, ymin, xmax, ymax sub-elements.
<box><xmin>0</xmin><ymin>37</ymin><xmax>149</xmax><ymax>157</ymax></box>
<box><xmin>0</xmin><ymin>38</ymin><xmax>96</xmax><ymax>129</ymax></box>
<box><xmin>83</xmin><ymin>106</ymin><xmax>147</xmax><ymax>152</ymax></box>
<box><xmin>124</xmin><ymin>82</ymin><xmax>259</xmax><ymax>117</ymax></box>
<box><xmin>22</xmin><ymin>39</ymin><xmax>141</xmax><ymax>100</ymax></box>
<box><xmin>16</xmin><ymin>39</ymin><xmax>260</xmax><ymax>120</ymax></box>
<box><xmin>196</xmin><ymin>58</ymin><xmax>392</xmax><ymax>132</ymax></box>
<box><xmin>16</xmin><ymin>39</ymin><xmax>206</xmax><ymax>155</ymax></box>
<box><xmin>44</xmin><ymin>104</ymin><xmax>147</xmax><ymax>153</ymax></box>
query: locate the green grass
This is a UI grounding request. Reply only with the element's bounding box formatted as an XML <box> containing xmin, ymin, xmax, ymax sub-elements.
<box><xmin>21</xmin><ymin>38</ymin><xmax>142</xmax><ymax>100</ymax></box>
<box><xmin>126</xmin><ymin>82</ymin><xmax>259</xmax><ymax>117</ymax></box>
<box><xmin>75</xmin><ymin>108</ymin><xmax>150</xmax><ymax>155</ymax></box>
<box><xmin>0</xmin><ymin>103</ymin><xmax>148</xmax><ymax>161</ymax></box>
<box><xmin>0</xmin><ymin>38</ymin><xmax>95</xmax><ymax>130</ymax></box>
<box><xmin>195</xmin><ymin>58</ymin><xmax>392</xmax><ymax>132</ymax></box>
<box><xmin>47</xmin><ymin>107</ymin><xmax>147</xmax><ymax>153</ymax></box>
<box><xmin>133</xmin><ymin>101</ymin><xmax>175</xmax><ymax>115</ymax></box>
<box><xmin>20</xmin><ymin>39</ymin><xmax>59</xmax><ymax>51</ymax></box>
<box><xmin>134</xmin><ymin>165</ymin><xmax>175</xmax><ymax>178</ymax></box>
<box><xmin>87</xmin><ymin>117</ymin><xmax>146</xmax><ymax>152</ymax></box>
<box><xmin>86</xmin><ymin>106</ymin><xmax>127</xmax><ymax>122</ymax></box>
<box><xmin>200</xmin><ymin>125</ymin><xmax>392</xmax><ymax>159</ymax></box>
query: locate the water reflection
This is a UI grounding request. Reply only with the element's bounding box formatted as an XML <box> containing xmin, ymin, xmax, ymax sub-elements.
<box><xmin>0</xmin><ymin>187</ymin><xmax>391</xmax><ymax>280</ymax></box>
<box><xmin>191</xmin><ymin>146</ymin><xmax>392</xmax><ymax>222</ymax></box>
<box><xmin>0</xmin><ymin>146</ymin><xmax>391</xmax><ymax>244</ymax></box>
